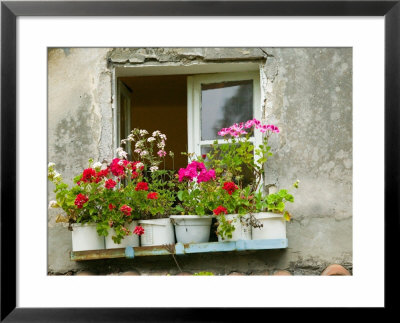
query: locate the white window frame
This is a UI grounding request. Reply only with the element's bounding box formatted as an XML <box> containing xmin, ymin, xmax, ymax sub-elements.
<box><xmin>112</xmin><ymin>62</ymin><xmax>261</xmax><ymax>157</ymax></box>
<box><xmin>187</xmin><ymin>71</ymin><xmax>262</xmax><ymax>177</ymax></box>
<box><xmin>116</xmin><ymin>80</ymin><xmax>132</xmax><ymax>156</ymax></box>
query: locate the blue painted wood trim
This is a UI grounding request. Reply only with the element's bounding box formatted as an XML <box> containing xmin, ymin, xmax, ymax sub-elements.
<box><xmin>125</xmin><ymin>246</ymin><xmax>135</xmax><ymax>259</ymax></box>
<box><xmin>175</xmin><ymin>239</ymin><xmax>288</xmax><ymax>255</ymax></box>
<box><xmin>175</xmin><ymin>243</ymin><xmax>185</xmax><ymax>255</ymax></box>
<box><xmin>73</xmin><ymin>239</ymin><xmax>288</xmax><ymax>261</ymax></box>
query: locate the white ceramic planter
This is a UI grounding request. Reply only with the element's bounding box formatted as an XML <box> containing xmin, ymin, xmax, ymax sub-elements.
<box><xmin>138</xmin><ymin>218</ymin><xmax>175</xmax><ymax>246</ymax></box>
<box><xmin>105</xmin><ymin>221</ymin><xmax>140</xmax><ymax>249</ymax></box>
<box><xmin>71</xmin><ymin>223</ymin><xmax>105</xmax><ymax>251</ymax></box>
<box><xmin>251</xmin><ymin>212</ymin><xmax>286</xmax><ymax>240</ymax></box>
<box><xmin>170</xmin><ymin>215</ymin><xmax>213</xmax><ymax>244</ymax></box>
<box><xmin>217</xmin><ymin>214</ymin><xmax>252</xmax><ymax>242</ymax></box>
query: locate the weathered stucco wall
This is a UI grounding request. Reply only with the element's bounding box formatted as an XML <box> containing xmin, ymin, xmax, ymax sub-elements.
<box><xmin>262</xmin><ymin>48</ymin><xmax>353</xmax><ymax>272</ymax></box>
<box><xmin>47</xmin><ymin>47</ymin><xmax>352</xmax><ymax>275</ymax></box>
<box><xmin>48</xmin><ymin>48</ymin><xmax>113</xmax><ymax>272</ymax></box>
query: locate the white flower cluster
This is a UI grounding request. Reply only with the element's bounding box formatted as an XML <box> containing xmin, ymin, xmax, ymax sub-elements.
<box><xmin>140</xmin><ymin>150</ymin><xmax>148</xmax><ymax>157</ymax></box>
<box><xmin>135</xmin><ymin>162</ymin><xmax>144</xmax><ymax>170</ymax></box>
<box><xmin>48</xmin><ymin>162</ymin><xmax>62</xmax><ymax>183</ymax></box>
<box><xmin>140</xmin><ymin>129</ymin><xmax>148</xmax><ymax>136</ymax></box>
<box><xmin>93</xmin><ymin>161</ymin><xmax>102</xmax><ymax>169</ymax></box>
<box><xmin>152</xmin><ymin>130</ymin><xmax>167</xmax><ymax>141</ymax></box>
<box><xmin>116</xmin><ymin>147</ymin><xmax>128</xmax><ymax>159</ymax></box>
<box><xmin>135</xmin><ymin>141</ymin><xmax>144</xmax><ymax>148</ymax></box>
<box><xmin>147</xmin><ymin>137</ymin><xmax>156</xmax><ymax>142</ymax></box>
<box><xmin>150</xmin><ymin>166</ymin><xmax>159</xmax><ymax>172</ymax></box>
<box><xmin>157</xmin><ymin>141</ymin><xmax>166</xmax><ymax>149</ymax></box>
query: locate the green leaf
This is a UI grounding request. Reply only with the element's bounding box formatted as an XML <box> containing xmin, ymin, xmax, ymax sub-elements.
<box><xmin>195</xmin><ymin>206</ymin><xmax>205</xmax><ymax>215</ymax></box>
<box><xmin>276</xmin><ymin>202</ymin><xmax>285</xmax><ymax>212</ymax></box>
<box><xmin>284</xmin><ymin>211</ymin><xmax>291</xmax><ymax>222</ymax></box>
<box><xmin>175</xmin><ymin>205</ymin><xmax>184</xmax><ymax>213</ymax></box>
<box><xmin>278</xmin><ymin>189</ymin><xmax>288</xmax><ymax>197</ymax></box>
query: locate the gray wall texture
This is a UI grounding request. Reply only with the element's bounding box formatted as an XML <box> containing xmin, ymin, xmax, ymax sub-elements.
<box><xmin>47</xmin><ymin>47</ymin><xmax>352</xmax><ymax>275</ymax></box>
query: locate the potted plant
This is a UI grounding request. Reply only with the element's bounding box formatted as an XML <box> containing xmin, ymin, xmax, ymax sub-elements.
<box><xmin>202</xmin><ymin>118</ymin><xmax>298</xmax><ymax>241</ymax></box>
<box><xmin>98</xmin><ymin>156</ymin><xmax>145</xmax><ymax>249</ymax></box>
<box><xmin>48</xmin><ymin>160</ymin><xmax>106</xmax><ymax>251</ymax></box>
<box><xmin>250</xmin><ymin>181</ymin><xmax>299</xmax><ymax>240</ymax></box>
<box><xmin>171</xmin><ymin>159</ymin><xmax>217</xmax><ymax>244</ymax></box>
<box><xmin>211</xmin><ymin>185</ymin><xmax>253</xmax><ymax>242</ymax></box>
<box><xmin>48</xmin><ymin>159</ymin><xmax>145</xmax><ymax>251</ymax></box>
<box><xmin>118</xmin><ymin>128</ymin><xmax>176</xmax><ymax>246</ymax></box>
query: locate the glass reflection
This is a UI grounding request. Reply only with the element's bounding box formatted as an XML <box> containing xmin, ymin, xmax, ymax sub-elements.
<box><xmin>201</xmin><ymin>80</ymin><xmax>253</xmax><ymax>140</ymax></box>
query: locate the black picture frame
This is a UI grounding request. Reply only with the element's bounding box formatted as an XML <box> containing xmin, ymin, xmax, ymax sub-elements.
<box><xmin>1</xmin><ymin>0</ymin><xmax>398</xmax><ymax>321</ymax></box>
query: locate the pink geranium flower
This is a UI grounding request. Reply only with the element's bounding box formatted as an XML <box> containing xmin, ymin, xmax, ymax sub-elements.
<box><xmin>178</xmin><ymin>161</ymin><xmax>215</xmax><ymax>183</ymax></box>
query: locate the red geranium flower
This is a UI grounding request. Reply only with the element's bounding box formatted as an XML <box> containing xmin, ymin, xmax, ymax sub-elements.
<box><xmin>135</xmin><ymin>182</ymin><xmax>149</xmax><ymax>191</ymax></box>
<box><xmin>213</xmin><ymin>206</ymin><xmax>228</xmax><ymax>216</ymax></box>
<box><xmin>81</xmin><ymin>168</ymin><xmax>96</xmax><ymax>183</ymax></box>
<box><xmin>131</xmin><ymin>171</ymin><xmax>139</xmax><ymax>180</ymax></box>
<box><xmin>74</xmin><ymin>193</ymin><xmax>88</xmax><ymax>209</ymax></box>
<box><xmin>222</xmin><ymin>182</ymin><xmax>238</xmax><ymax>195</ymax></box>
<box><xmin>110</xmin><ymin>158</ymin><xmax>128</xmax><ymax>177</ymax></box>
<box><xmin>108</xmin><ymin>203</ymin><xmax>115</xmax><ymax>210</ymax></box>
<box><xmin>147</xmin><ymin>192</ymin><xmax>158</xmax><ymax>199</ymax></box>
<box><xmin>133</xmin><ymin>226</ymin><xmax>145</xmax><ymax>236</ymax></box>
<box><xmin>105</xmin><ymin>178</ymin><xmax>117</xmax><ymax>189</ymax></box>
<box><xmin>96</xmin><ymin>168</ymin><xmax>109</xmax><ymax>179</ymax></box>
<box><xmin>120</xmin><ymin>204</ymin><xmax>132</xmax><ymax>216</ymax></box>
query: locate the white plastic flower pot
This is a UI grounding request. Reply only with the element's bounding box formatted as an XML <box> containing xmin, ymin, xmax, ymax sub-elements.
<box><xmin>170</xmin><ymin>215</ymin><xmax>213</xmax><ymax>244</ymax></box>
<box><xmin>251</xmin><ymin>212</ymin><xmax>286</xmax><ymax>240</ymax></box>
<box><xmin>138</xmin><ymin>218</ymin><xmax>175</xmax><ymax>246</ymax></box>
<box><xmin>71</xmin><ymin>223</ymin><xmax>105</xmax><ymax>251</ymax></box>
<box><xmin>217</xmin><ymin>214</ymin><xmax>252</xmax><ymax>242</ymax></box>
<box><xmin>105</xmin><ymin>221</ymin><xmax>140</xmax><ymax>249</ymax></box>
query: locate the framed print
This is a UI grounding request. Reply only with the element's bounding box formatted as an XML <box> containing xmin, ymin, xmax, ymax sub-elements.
<box><xmin>1</xmin><ymin>0</ymin><xmax>399</xmax><ymax>321</ymax></box>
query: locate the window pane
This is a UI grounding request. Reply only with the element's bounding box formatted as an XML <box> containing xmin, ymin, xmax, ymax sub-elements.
<box><xmin>201</xmin><ymin>80</ymin><xmax>253</xmax><ymax>140</ymax></box>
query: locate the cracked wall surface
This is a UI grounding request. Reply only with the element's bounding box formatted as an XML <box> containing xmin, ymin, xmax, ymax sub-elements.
<box><xmin>48</xmin><ymin>47</ymin><xmax>352</xmax><ymax>274</ymax></box>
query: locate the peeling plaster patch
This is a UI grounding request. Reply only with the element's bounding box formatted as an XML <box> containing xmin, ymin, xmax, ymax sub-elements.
<box><xmin>108</xmin><ymin>47</ymin><xmax>267</xmax><ymax>65</ymax></box>
<box><xmin>260</xmin><ymin>63</ymin><xmax>268</xmax><ymax>116</ymax></box>
<box><xmin>263</xmin><ymin>55</ymin><xmax>279</xmax><ymax>81</ymax></box>
<box><xmin>97</xmin><ymin>71</ymin><xmax>113</xmax><ymax>163</ymax></box>
<box><xmin>53</xmin><ymin>93</ymin><xmax>100</xmax><ymax>176</ymax></box>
